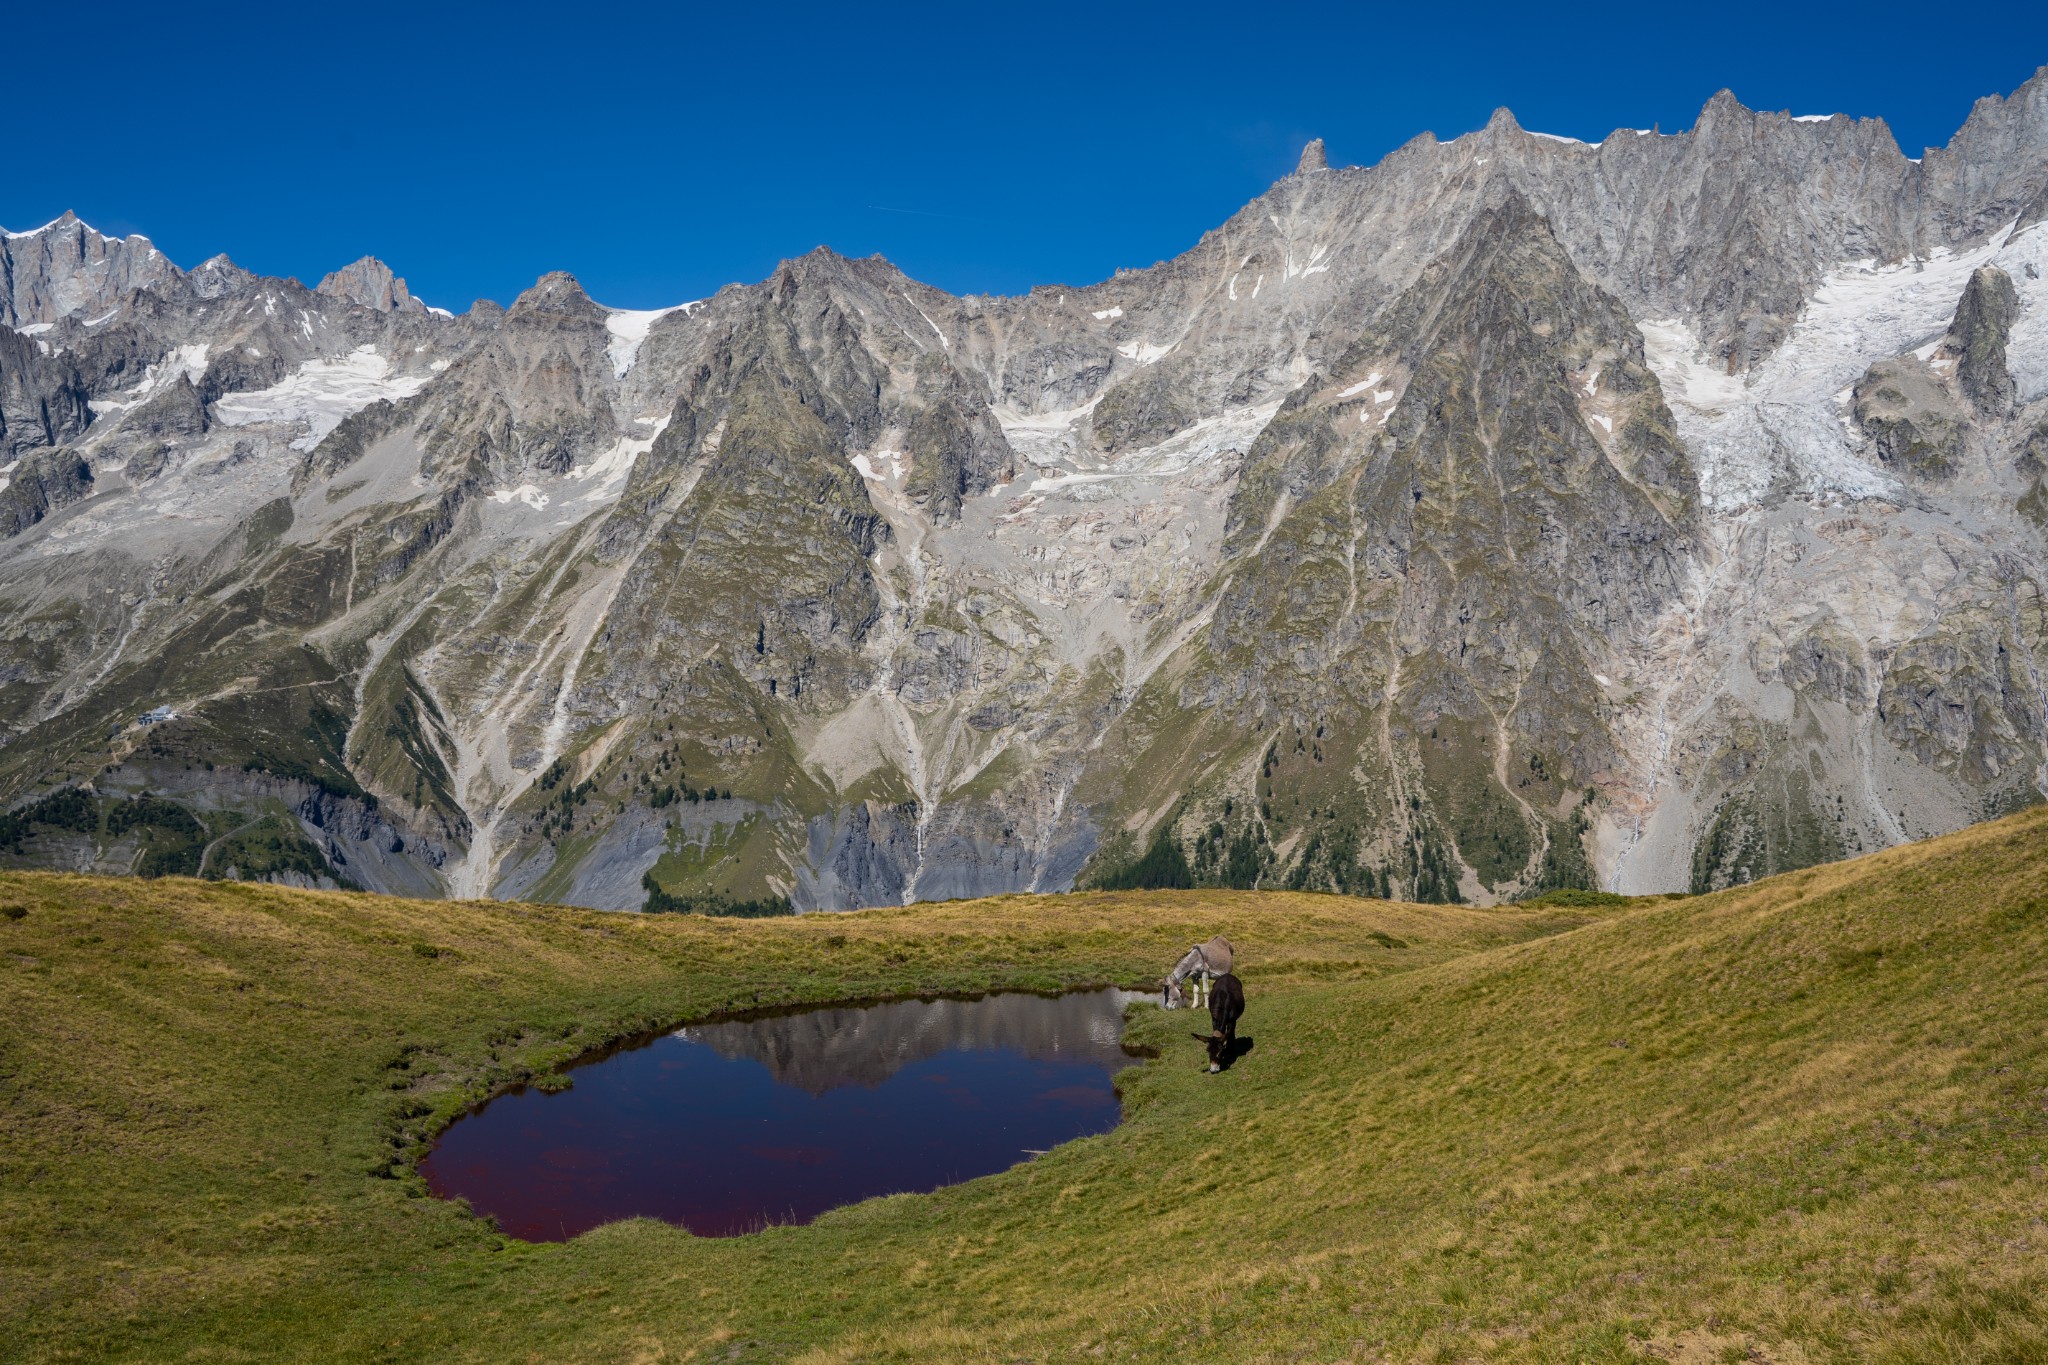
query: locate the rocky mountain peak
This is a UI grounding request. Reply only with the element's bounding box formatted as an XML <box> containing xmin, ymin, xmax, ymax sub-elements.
<box><xmin>1916</xmin><ymin>65</ymin><xmax>2048</xmax><ymax>237</ymax></box>
<box><xmin>770</xmin><ymin>245</ymin><xmax>878</xmax><ymax>296</ymax></box>
<box><xmin>316</xmin><ymin>256</ymin><xmax>424</xmax><ymax>314</ymax></box>
<box><xmin>508</xmin><ymin>271</ymin><xmax>603</xmax><ymax>320</ymax></box>
<box><xmin>3</xmin><ymin>210</ymin><xmax>80</xmax><ymax>238</ymax></box>
<box><xmin>1951</xmin><ymin>63</ymin><xmax>2048</xmax><ymax>148</ymax></box>
<box><xmin>1296</xmin><ymin>138</ymin><xmax>1328</xmax><ymax>173</ymax></box>
<box><xmin>1691</xmin><ymin>87</ymin><xmax>1754</xmax><ymax>140</ymax></box>
<box><xmin>187</xmin><ymin>254</ymin><xmax>257</xmax><ymax>300</ymax></box>
<box><xmin>0</xmin><ymin>211</ymin><xmax>180</xmax><ymax>327</ymax></box>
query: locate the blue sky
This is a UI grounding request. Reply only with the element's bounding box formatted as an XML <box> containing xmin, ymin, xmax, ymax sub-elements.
<box><xmin>11</xmin><ymin>2</ymin><xmax>2047</xmax><ymax>310</ymax></box>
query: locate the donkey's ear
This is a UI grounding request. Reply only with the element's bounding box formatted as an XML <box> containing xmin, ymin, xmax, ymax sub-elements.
<box><xmin>1190</xmin><ymin>1032</ymin><xmax>1212</xmax><ymax>1042</ymax></box>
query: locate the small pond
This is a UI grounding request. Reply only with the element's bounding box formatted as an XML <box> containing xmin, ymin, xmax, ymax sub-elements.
<box><xmin>421</xmin><ymin>987</ymin><xmax>1153</xmax><ymax>1240</ymax></box>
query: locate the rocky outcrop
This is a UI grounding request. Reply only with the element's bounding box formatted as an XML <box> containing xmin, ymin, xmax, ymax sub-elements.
<box><xmin>1854</xmin><ymin>355</ymin><xmax>1969</xmax><ymax>477</ymax></box>
<box><xmin>1850</xmin><ymin>261</ymin><xmax>2023</xmax><ymax>477</ymax></box>
<box><xmin>0</xmin><ymin>323</ymin><xmax>94</xmax><ymax>460</ymax></box>
<box><xmin>1951</xmin><ymin>265</ymin><xmax>2021</xmax><ymax>416</ymax></box>
<box><xmin>107</xmin><ymin>375</ymin><xmax>210</xmax><ymax>480</ymax></box>
<box><xmin>901</xmin><ymin>354</ymin><xmax>1015</xmax><ymax>522</ymax></box>
<box><xmin>315</xmin><ymin>257</ymin><xmax>425</xmax><ymax>314</ymax></box>
<box><xmin>796</xmin><ymin>801</ymin><xmax>919</xmax><ymax>910</ymax></box>
<box><xmin>0</xmin><ymin>447</ymin><xmax>91</xmax><ymax>537</ymax></box>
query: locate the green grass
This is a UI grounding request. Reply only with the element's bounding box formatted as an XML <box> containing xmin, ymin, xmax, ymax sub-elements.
<box><xmin>4</xmin><ymin>808</ymin><xmax>2047</xmax><ymax>1362</ymax></box>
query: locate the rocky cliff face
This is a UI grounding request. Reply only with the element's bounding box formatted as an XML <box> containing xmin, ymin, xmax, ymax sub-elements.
<box><xmin>4</xmin><ymin>69</ymin><xmax>2048</xmax><ymax>908</ymax></box>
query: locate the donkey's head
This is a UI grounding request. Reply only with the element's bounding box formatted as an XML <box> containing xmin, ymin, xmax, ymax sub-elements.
<box><xmin>1192</xmin><ymin>1030</ymin><xmax>1228</xmax><ymax>1072</ymax></box>
<box><xmin>1162</xmin><ymin>944</ymin><xmax>1205</xmax><ymax>1009</ymax></box>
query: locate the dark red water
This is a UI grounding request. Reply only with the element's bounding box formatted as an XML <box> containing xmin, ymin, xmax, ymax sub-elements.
<box><xmin>421</xmin><ymin>988</ymin><xmax>1149</xmax><ymax>1240</ymax></box>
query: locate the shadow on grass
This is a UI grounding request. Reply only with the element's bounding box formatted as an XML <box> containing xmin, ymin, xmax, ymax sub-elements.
<box><xmin>1188</xmin><ymin>1033</ymin><xmax>1256</xmax><ymax>1072</ymax></box>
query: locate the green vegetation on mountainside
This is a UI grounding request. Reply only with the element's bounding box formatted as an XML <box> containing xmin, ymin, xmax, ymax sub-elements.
<box><xmin>1079</xmin><ymin>197</ymin><xmax>1704</xmax><ymax>908</ymax></box>
<box><xmin>4</xmin><ymin>808</ymin><xmax>2048</xmax><ymax>1361</ymax></box>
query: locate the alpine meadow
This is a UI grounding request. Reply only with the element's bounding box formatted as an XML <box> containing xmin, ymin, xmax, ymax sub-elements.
<box><xmin>6</xmin><ymin>49</ymin><xmax>2048</xmax><ymax>1365</ymax></box>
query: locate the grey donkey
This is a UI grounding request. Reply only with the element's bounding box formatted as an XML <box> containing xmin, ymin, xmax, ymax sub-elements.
<box><xmin>1162</xmin><ymin>936</ymin><xmax>1234</xmax><ymax>1010</ymax></box>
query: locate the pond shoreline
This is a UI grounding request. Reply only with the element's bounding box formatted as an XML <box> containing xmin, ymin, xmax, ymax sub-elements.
<box><xmin>420</xmin><ymin>984</ymin><xmax>1167</xmax><ymax>1240</ymax></box>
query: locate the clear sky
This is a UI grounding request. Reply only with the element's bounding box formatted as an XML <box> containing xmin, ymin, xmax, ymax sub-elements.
<box><xmin>10</xmin><ymin>1</ymin><xmax>2046</xmax><ymax>311</ymax></box>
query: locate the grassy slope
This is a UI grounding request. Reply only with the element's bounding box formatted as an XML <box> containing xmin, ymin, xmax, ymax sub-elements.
<box><xmin>1</xmin><ymin>809</ymin><xmax>2044</xmax><ymax>1362</ymax></box>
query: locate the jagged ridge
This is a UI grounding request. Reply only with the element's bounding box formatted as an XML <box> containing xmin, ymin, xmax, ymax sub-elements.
<box><xmin>3</xmin><ymin>69</ymin><xmax>2048</xmax><ymax>908</ymax></box>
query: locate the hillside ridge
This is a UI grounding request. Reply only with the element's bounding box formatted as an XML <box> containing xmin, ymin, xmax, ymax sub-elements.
<box><xmin>3</xmin><ymin>805</ymin><xmax>2045</xmax><ymax>1359</ymax></box>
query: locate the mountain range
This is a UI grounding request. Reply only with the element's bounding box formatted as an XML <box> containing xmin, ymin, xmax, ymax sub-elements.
<box><xmin>4</xmin><ymin>67</ymin><xmax>2047</xmax><ymax>910</ymax></box>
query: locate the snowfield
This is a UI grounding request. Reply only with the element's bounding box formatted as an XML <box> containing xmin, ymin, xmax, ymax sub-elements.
<box><xmin>213</xmin><ymin>346</ymin><xmax>439</xmax><ymax>450</ymax></box>
<box><xmin>603</xmin><ymin>303</ymin><xmax>698</xmax><ymax>378</ymax></box>
<box><xmin>1639</xmin><ymin>224</ymin><xmax>2020</xmax><ymax>511</ymax></box>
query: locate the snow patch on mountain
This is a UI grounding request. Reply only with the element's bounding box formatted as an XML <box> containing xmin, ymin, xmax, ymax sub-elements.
<box><xmin>1638</xmin><ymin>321</ymin><xmax>1744</xmax><ymax>408</ymax></box>
<box><xmin>567</xmin><ymin>414</ymin><xmax>672</xmax><ymax>503</ymax></box>
<box><xmin>88</xmin><ymin>344</ymin><xmax>210</xmax><ymax>415</ymax></box>
<box><xmin>1113</xmin><ymin>399</ymin><xmax>1284</xmax><ymax>477</ymax></box>
<box><xmin>906</xmin><ymin>295</ymin><xmax>949</xmax><ymax>349</ymax></box>
<box><xmin>4</xmin><ymin>216</ymin><xmax>85</xmax><ymax>239</ymax></box>
<box><xmin>491</xmin><ymin>485</ymin><xmax>549</xmax><ymax>510</ymax></box>
<box><xmin>851</xmin><ymin>450</ymin><xmax>906</xmax><ymax>482</ymax></box>
<box><xmin>1995</xmin><ymin>220</ymin><xmax>2048</xmax><ymax>403</ymax></box>
<box><xmin>1643</xmin><ymin>226</ymin><xmax>2016</xmax><ymax>510</ymax></box>
<box><xmin>603</xmin><ymin>304</ymin><xmax>697</xmax><ymax>378</ymax></box>
<box><xmin>213</xmin><ymin>345</ymin><xmax>436</xmax><ymax>450</ymax></box>
<box><xmin>1777</xmin><ymin>232</ymin><xmax>2012</xmax><ymax>390</ymax></box>
<box><xmin>992</xmin><ymin>397</ymin><xmax>1106</xmax><ymax>470</ymax></box>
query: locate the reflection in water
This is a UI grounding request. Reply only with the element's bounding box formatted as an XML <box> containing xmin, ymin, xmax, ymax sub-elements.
<box><xmin>421</xmin><ymin>988</ymin><xmax>1152</xmax><ymax>1240</ymax></box>
<box><xmin>677</xmin><ymin>989</ymin><xmax>1149</xmax><ymax>1093</ymax></box>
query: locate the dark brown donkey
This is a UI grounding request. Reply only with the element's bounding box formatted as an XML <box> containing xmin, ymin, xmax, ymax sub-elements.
<box><xmin>1192</xmin><ymin>971</ymin><xmax>1244</xmax><ymax>1073</ymax></box>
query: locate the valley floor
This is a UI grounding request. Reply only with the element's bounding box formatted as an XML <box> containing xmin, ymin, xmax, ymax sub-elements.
<box><xmin>3</xmin><ymin>812</ymin><xmax>2046</xmax><ymax>1362</ymax></box>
